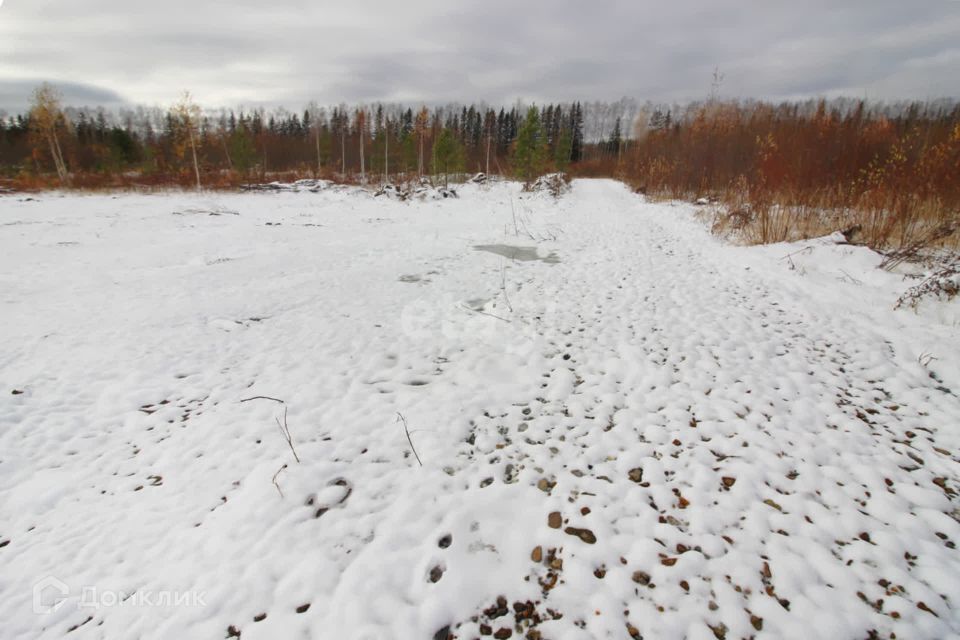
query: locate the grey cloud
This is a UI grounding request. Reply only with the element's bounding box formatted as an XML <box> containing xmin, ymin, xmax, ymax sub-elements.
<box><xmin>0</xmin><ymin>0</ymin><xmax>957</xmax><ymax>113</ymax></box>
<box><xmin>0</xmin><ymin>79</ymin><xmax>128</xmax><ymax>115</ymax></box>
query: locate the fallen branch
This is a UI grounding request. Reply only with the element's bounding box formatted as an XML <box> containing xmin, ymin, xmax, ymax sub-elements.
<box><xmin>880</xmin><ymin>221</ymin><xmax>958</xmax><ymax>271</ymax></box>
<box><xmin>894</xmin><ymin>262</ymin><xmax>960</xmax><ymax>310</ymax></box>
<box><xmin>837</xmin><ymin>269</ymin><xmax>863</xmax><ymax>285</ymax></box>
<box><xmin>240</xmin><ymin>395</ymin><xmax>286</xmax><ymax>404</ymax></box>
<box><xmin>396</xmin><ymin>412</ymin><xmax>423</xmax><ymax>467</ymax></box>
<box><xmin>272</xmin><ymin>463</ymin><xmax>288</xmax><ymax>498</ymax></box>
<box><xmin>460</xmin><ymin>303</ymin><xmax>512</xmax><ymax>323</ymax></box>
<box><xmin>778</xmin><ymin>245</ymin><xmax>813</xmax><ymax>271</ymax></box>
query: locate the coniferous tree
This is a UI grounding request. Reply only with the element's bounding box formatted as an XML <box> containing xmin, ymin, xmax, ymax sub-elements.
<box><xmin>554</xmin><ymin>126</ymin><xmax>573</xmax><ymax>172</ymax></box>
<box><xmin>433</xmin><ymin>127</ymin><xmax>463</xmax><ymax>187</ymax></box>
<box><xmin>570</xmin><ymin>103</ymin><xmax>585</xmax><ymax>162</ymax></box>
<box><xmin>513</xmin><ymin>106</ymin><xmax>545</xmax><ymax>185</ymax></box>
<box><xmin>229</xmin><ymin>125</ymin><xmax>256</xmax><ymax>177</ymax></box>
<box><xmin>607</xmin><ymin>117</ymin><xmax>623</xmax><ymax>160</ymax></box>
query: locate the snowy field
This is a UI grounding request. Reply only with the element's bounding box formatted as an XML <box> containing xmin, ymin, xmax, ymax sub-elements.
<box><xmin>2</xmin><ymin>179</ymin><xmax>959</xmax><ymax>640</ymax></box>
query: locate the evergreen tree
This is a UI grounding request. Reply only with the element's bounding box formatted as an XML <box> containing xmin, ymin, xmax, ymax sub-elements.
<box><xmin>432</xmin><ymin>127</ymin><xmax>463</xmax><ymax>187</ymax></box>
<box><xmin>513</xmin><ymin>106</ymin><xmax>545</xmax><ymax>184</ymax></box>
<box><xmin>570</xmin><ymin>103</ymin><xmax>584</xmax><ymax>162</ymax></box>
<box><xmin>606</xmin><ymin>117</ymin><xmax>622</xmax><ymax>157</ymax></box>
<box><xmin>229</xmin><ymin>125</ymin><xmax>256</xmax><ymax>176</ymax></box>
<box><xmin>554</xmin><ymin>126</ymin><xmax>572</xmax><ymax>172</ymax></box>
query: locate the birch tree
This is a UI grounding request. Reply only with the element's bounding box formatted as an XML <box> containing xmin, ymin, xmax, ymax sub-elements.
<box><xmin>307</xmin><ymin>101</ymin><xmax>324</xmax><ymax>176</ymax></box>
<box><xmin>172</xmin><ymin>91</ymin><xmax>202</xmax><ymax>190</ymax></box>
<box><xmin>415</xmin><ymin>106</ymin><xmax>429</xmax><ymax>177</ymax></box>
<box><xmin>29</xmin><ymin>83</ymin><xmax>69</xmax><ymax>182</ymax></box>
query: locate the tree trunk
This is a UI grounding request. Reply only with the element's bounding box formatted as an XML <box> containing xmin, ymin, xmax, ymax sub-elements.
<box><xmin>315</xmin><ymin>128</ymin><xmax>321</xmax><ymax>176</ymax></box>
<box><xmin>48</xmin><ymin>133</ymin><xmax>67</xmax><ymax>182</ymax></box>
<box><xmin>485</xmin><ymin>134</ymin><xmax>490</xmax><ymax>175</ymax></box>
<box><xmin>359</xmin><ymin>128</ymin><xmax>365</xmax><ymax>183</ymax></box>
<box><xmin>418</xmin><ymin>135</ymin><xmax>423</xmax><ymax>177</ymax></box>
<box><xmin>222</xmin><ymin>136</ymin><xmax>233</xmax><ymax>170</ymax></box>
<box><xmin>189</xmin><ymin>128</ymin><xmax>201</xmax><ymax>190</ymax></box>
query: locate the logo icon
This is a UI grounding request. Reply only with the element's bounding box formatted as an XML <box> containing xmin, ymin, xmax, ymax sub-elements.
<box><xmin>33</xmin><ymin>576</ymin><xmax>69</xmax><ymax>614</ymax></box>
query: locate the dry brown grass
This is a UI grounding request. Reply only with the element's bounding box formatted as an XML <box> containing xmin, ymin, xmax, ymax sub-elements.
<box><xmin>621</xmin><ymin>100</ymin><xmax>960</xmax><ymax>254</ymax></box>
<box><xmin>0</xmin><ymin>168</ymin><xmax>356</xmax><ymax>193</ymax></box>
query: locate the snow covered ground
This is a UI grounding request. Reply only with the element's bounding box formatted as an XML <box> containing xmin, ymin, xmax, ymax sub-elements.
<box><xmin>1</xmin><ymin>179</ymin><xmax>959</xmax><ymax>640</ymax></box>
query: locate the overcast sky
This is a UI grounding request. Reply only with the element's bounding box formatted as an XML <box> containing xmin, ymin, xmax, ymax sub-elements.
<box><xmin>1</xmin><ymin>0</ymin><xmax>958</xmax><ymax>114</ymax></box>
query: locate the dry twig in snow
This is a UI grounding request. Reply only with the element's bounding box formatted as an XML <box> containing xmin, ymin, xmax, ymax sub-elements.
<box><xmin>396</xmin><ymin>412</ymin><xmax>423</xmax><ymax>467</ymax></box>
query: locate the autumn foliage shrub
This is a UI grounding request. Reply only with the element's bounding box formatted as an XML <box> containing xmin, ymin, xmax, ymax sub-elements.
<box><xmin>622</xmin><ymin>100</ymin><xmax>960</xmax><ymax>251</ymax></box>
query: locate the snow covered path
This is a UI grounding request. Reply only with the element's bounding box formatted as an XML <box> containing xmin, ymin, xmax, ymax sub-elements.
<box><xmin>2</xmin><ymin>180</ymin><xmax>959</xmax><ymax>640</ymax></box>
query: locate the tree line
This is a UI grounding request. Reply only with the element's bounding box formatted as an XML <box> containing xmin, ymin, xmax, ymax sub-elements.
<box><xmin>2</xmin><ymin>84</ymin><xmax>958</xmax><ymax>252</ymax></box>
<box><xmin>1</xmin><ymin>85</ymin><xmax>603</xmax><ymax>187</ymax></box>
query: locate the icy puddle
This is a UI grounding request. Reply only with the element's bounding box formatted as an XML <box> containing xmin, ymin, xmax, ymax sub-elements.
<box><xmin>473</xmin><ymin>243</ymin><xmax>560</xmax><ymax>263</ymax></box>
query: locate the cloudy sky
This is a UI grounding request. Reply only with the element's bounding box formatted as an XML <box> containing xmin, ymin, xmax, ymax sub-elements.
<box><xmin>1</xmin><ymin>0</ymin><xmax>958</xmax><ymax>113</ymax></box>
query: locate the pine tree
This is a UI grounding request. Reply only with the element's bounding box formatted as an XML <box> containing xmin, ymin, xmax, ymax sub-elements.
<box><xmin>607</xmin><ymin>117</ymin><xmax>622</xmax><ymax>159</ymax></box>
<box><xmin>570</xmin><ymin>103</ymin><xmax>585</xmax><ymax>162</ymax></box>
<box><xmin>554</xmin><ymin>126</ymin><xmax>572</xmax><ymax>172</ymax></box>
<box><xmin>433</xmin><ymin>127</ymin><xmax>463</xmax><ymax>187</ymax></box>
<box><xmin>229</xmin><ymin>125</ymin><xmax>256</xmax><ymax>177</ymax></box>
<box><xmin>513</xmin><ymin>106</ymin><xmax>545</xmax><ymax>185</ymax></box>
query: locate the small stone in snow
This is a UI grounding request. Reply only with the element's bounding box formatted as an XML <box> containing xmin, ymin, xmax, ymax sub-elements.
<box><xmin>628</xmin><ymin>468</ymin><xmax>643</xmax><ymax>483</ymax></box>
<box><xmin>531</xmin><ymin>546</ymin><xmax>543</xmax><ymax>562</ymax></box>
<box><xmin>721</xmin><ymin>476</ymin><xmax>736</xmax><ymax>488</ymax></box>
<box><xmin>547</xmin><ymin>512</ymin><xmax>562</xmax><ymax>528</ymax></box>
<box><xmin>564</xmin><ymin>526</ymin><xmax>597</xmax><ymax>544</ymax></box>
<box><xmin>763</xmin><ymin>499</ymin><xmax>782</xmax><ymax>511</ymax></box>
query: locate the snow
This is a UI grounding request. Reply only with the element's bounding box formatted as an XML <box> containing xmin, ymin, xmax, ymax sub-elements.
<box><xmin>1</xmin><ymin>180</ymin><xmax>959</xmax><ymax>640</ymax></box>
